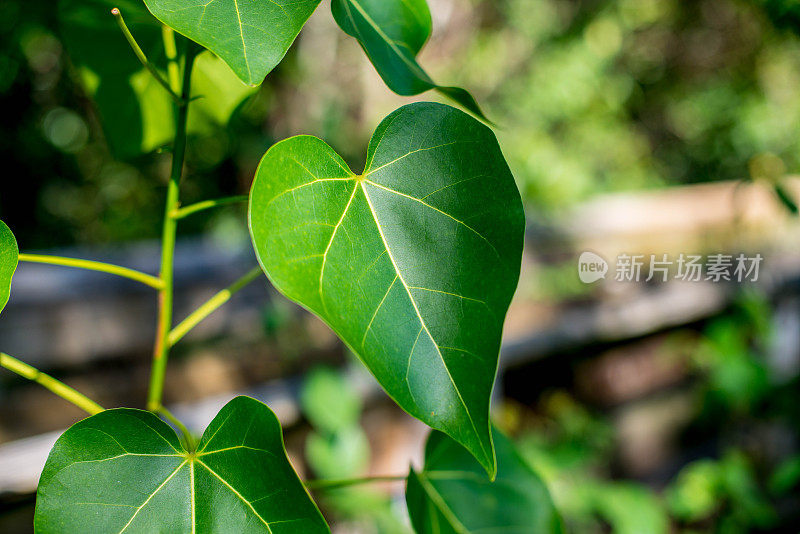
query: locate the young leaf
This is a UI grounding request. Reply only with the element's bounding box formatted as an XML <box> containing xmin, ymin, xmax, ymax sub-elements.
<box><xmin>142</xmin><ymin>0</ymin><xmax>322</xmax><ymax>86</ymax></box>
<box><xmin>301</xmin><ymin>367</ymin><xmax>362</xmax><ymax>434</ymax></box>
<box><xmin>249</xmin><ymin>102</ymin><xmax>525</xmax><ymax>477</ymax></box>
<box><xmin>406</xmin><ymin>429</ymin><xmax>563</xmax><ymax>534</ymax></box>
<box><xmin>34</xmin><ymin>396</ymin><xmax>330</xmax><ymax>533</ymax></box>
<box><xmin>331</xmin><ymin>0</ymin><xmax>489</xmax><ymax>122</ymax></box>
<box><xmin>0</xmin><ymin>221</ymin><xmax>18</xmax><ymax>316</ymax></box>
<box><xmin>59</xmin><ymin>0</ymin><xmax>256</xmax><ymax>159</ymax></box>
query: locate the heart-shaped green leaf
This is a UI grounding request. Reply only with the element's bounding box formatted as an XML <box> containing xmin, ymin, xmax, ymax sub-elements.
<box><xmin>34</xmin><ymin>396</ymin><xmax>330</xmax><ymax>533</ymax></box>
<box><xmin>249</xmin><ymin>102</ymin><xmax>524</xmax><ymax>476</ymax></box>
<box><xmin>59</xmin><ymin>0</ymin><xmax>257</xmax><ymax>158</ymax></box>
<box><xmin>0</xmin><ymin>221</ymin><xmax>18</xmax><ymax>316</ymax></box>
<box><xmin>331</xmin><ymin>0</ymin><xmax>489</xmax><ymax>122</ymax></box>
<box><xmin>406</xmin><ymin>428</ymin><xmax>563</xmax><ymax>534</ymax></box>
<box><xmin>142</xmin><ymin>0</ymin><xmax>322</xmax><ymax>86</ymax></box>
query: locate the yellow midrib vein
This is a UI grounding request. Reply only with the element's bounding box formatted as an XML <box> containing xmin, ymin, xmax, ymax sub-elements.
<box><xmin>319</xmin><ymin>183</ymin><xmax>359</xmax><ymax>311</ymax></box>
<box><xmin>359</xmin><ymin>182</ymin><xmax>488</xmax><ymax>462</ymax></box>
<box><xmin>231</xmin><ymin>0</ymin><xmax>252</xmax><ymax>82</ymax></box>
<box><xmin>118</xmin><ymin>460</ymin><xmax>188</xmax><ymax>534</ymax></box>
<box><xmin>364</xmin><ymin>179</ymin><xmax>501</xmax><ymax>259</ymax></box>
<box><xmin>416</xmin><ymin>473</ymin><xmax>471</xmax><ymax>534</ymax></box>
<box><xmin>346</xmin><ymin>0</ymin><xmax>431</xmax><ymax>82</ymax></box>
<box><xmin>196</xmin><ymin>459</ymin><xmax>274</xmax><ymax>533</ymax></box>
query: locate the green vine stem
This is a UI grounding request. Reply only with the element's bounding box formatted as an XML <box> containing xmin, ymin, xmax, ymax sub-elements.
<box><xmin>167</xmin><ymin>266</ymin><xmax>263</xmax><ymax>347</ymax></box>
<box><xmin>17</xmin><ymin>253</ymin><xmax>164</xmax><ymax>289</ymax></box>
<box><xmin>147</xmin><ymin>42</ymin><xmax>198</xmax><ymax>413</ymax></box>
<box><xmin>305</xmin><ymin>475</ymin><xmax>407</xmax><ymax>491</ymax></box>
<box><xmin>0</xmin><ymin>353</ymin><xmax>104</xmax><ymax>415</ymax></box>
<box><xmin>161</xmin><ymin>26</ymin><xmax>182</xmax><ymax>95</ymax></box>
<box><xmin>171</xmin><ymin>195</ymin><xmax>249</xmax><ymax>219</ymax></box>
<box><xmin>111</xmin><ymin>7</ymin><xmax>182</xmax><ymax>104</ymax></box>
<box><xmin>157</xmin><ymin>406</ymin><xmax>197</xmax><ymax>452</ymax></box>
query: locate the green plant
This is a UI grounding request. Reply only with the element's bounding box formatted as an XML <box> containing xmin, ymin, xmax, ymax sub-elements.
<box><xmin>0</xmin><ymin>1</ymin><xmax>559</xmax><ymax>532</ymax></box>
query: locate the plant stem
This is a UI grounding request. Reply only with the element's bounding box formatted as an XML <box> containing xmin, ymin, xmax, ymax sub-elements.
<box><xmin>157</xmin><ymin>406</ymin><xmax>197</xmax><ymax>452</ymax></box>
<box><xmin>167</xmin><ymin>266</ymin><xmax>262</xmax><ymax>347</ymax></box>
<box><xmin>147</xmin><ymin>43</ymin><xmax>198</xmax><ymax>412</ymax></box>
<box><xmin>111</xmin><ymin>7</ymin><xmax>182</xmax><ymax>104</ymax></box>
<box><xmin>305</xmin><ymin>475</ymin><xmax>407</xmax><ymax>491</ymax></box>
<box><xmin>17</xmin><ymin>253</ymin><xmax>163</xmax><ymax>289</ymax></box>
<box><xmin>161</xmin><ymin>26</ymin><xmax>182</xmax><ymax>95</ymax></box>
<box><xmin>171</xmin><ymin>195</ymin><xmax>249</xmax><ymax>219</ymax></box>
<box><xmin>0</xmin><ymin>353</ymin><xmax>104</xmax><ymax>415</ymax></box>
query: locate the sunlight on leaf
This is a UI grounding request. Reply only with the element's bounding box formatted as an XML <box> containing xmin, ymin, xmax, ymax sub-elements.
<box><xmin>34</xmin><ymin>396</ymin><xmax>330</xmax><ymax>533</ymax></box>
<box><xmin>142</xmin><ymin>0</ymin><xmax>322</xmax><ymax>86</ymax></box>
<box><xmin>249</xmin><ymin>102</ymin><xmax>525</xmax><ymax>476</ymax></box>
<box><xmin>59</xmin><ymin>0</ymin><xmax>257</xmax><ymax>158</ymax></box>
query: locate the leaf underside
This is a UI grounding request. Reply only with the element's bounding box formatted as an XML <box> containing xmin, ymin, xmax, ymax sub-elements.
<box><xmin>406</xmin><ymin>429</ymin><xmax>563</xmax><ymax>534</ymax></box>
<box><xmin>0</xmin><ymin>220</ymin><xmax>18</xmax><ymax>315</ymax></box>
<box><xmin>331</xmin><ymin>0</ymin><xmax>489</xmax><ymax>122</ymax></box>
<box><xmin>34</xmin><ymin>396</ymin><xmax>330</xmax><ymax>533</ymax></box>
<box><xmin>249</xmin><ymin>102</ymin><xmax>525</xmax><ymax>476</ymax></box>
<box><xmin>142</xmin><ymin>0</ymin><xmax>322</xmax><ymax>86</ymax></box>
<box><xmin>59</xmin><ymin>0</ymin><xmax>256</xmax><ymax>159</ymax></box>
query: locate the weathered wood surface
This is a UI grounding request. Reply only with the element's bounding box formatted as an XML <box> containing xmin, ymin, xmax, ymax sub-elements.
<box><xmin>1</xmin><ymin>179</ymin><xmax>799</xmax><ymax>496</ymax></box>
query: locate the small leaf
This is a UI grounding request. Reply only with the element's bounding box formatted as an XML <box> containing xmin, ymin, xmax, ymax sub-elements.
<box><xmin>0</xmin><ymin>220</ymin><xmax>18</xmax><ymax>316</ymax></box>
<box><xmin>306</xmin><ymin>429</ymin><xmax>371</xmax><ymax>479</ymax></box>
<box><xmin>331</xmin><ymin>0</ymin><xmax>490</xmax><ymax>122</ymax></box>
<box><xmin>249</xmin><ymin>102</ymin><xmax>525</xmax><ymax>476</ymax></box>
<box><xmin>591</xmin><ymin>483</ymin><xmax>669</xmax><ymax>534</ymax></box>
<box><xmin>406</xmin><ymin>428</ymin><xmax>563</xmax><ymax>534</ymax></box>
<box><xmin>34</xmin><ymin>396</ymin><xmax>330</xmax><ymax>533</ymax></box>
<box><xmin>59</xmin><ymin>0</ymin><xmax>257</xmax><ymax>158</ymax></box>
<box><xmin>142</xmin><ymin>0</ymin><xmax>322</xmax><ymax>86</ymax></box>
<box><xmin>301</xmin><ymin>367</ymin><xmax>362</xmax><ymax>434</ymax></box>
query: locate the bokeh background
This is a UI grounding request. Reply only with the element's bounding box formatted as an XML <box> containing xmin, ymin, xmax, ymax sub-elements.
<box><xmin>1</xmin><ymin>0</ymin><xmax>800</xmax><ymax>532</ymax></box>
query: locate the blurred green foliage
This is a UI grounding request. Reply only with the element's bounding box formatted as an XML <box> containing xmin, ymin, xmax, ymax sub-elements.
<box><xmin>509</xmin><ymin>291</ymin><xmax>799</xmax><ymax>532</ymax></box>
<box><xmin>449</xmin><ymin>0</ymin><xmax>800</xmax><ymax>211</ymax></box>
<box><xmin>3</xmin><ymin>0</ymin><xmax>800</xmax><ymax>244</ymax></box>
<box><xmin>300</xmin><ymin>366</ymin><xmax>409</xmax><ymax>534</ymax></box>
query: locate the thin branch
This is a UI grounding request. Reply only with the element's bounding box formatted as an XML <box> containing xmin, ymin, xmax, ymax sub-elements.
<box><xmin>0</xmin><ymin>353</ymin><xmax>104</xmax><ymax>415</ymax></box>
<box><xmin>18</xmin><ymin>253</ymin><xmax>164</xmax><ymax>289</ymax></box>
<box><xmin>171</xmin><ymin>195</ymin><xmax>249</xmax><ymax>219</ymax></box>
<box><xmin>157</xmin><ymin>406</ymin><xmax>197</xmax><ymax>452</ymax></box>
<box><xmin>147</xmin><ymin>42</ymin><xmax>200</xmax><ymax>412</ymax></box>
<box><xmin>168</xmin><ymin>267</ymin><xmax>263</xmax><ymax>347</ymax></box>
<box><xmin>161</xmin><ymin>25</ymin><xmax>182</xmax><ymax>95</ymax></box>
<box><xmin>111</xmin><ymin>7</ymin><xmax>183</xmax><ymax>104</ymax></box>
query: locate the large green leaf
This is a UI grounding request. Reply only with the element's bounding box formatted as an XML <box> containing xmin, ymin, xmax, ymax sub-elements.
<box><xmin>331</xmin><ymin>0</ymin><xmax>488</xmax><ymax>122</ymax></box>
<box><xmin>34</xmin><ymin>396</ymin><xmax>330</xmax><ymax>533</ymax></box>
<box><xmin>142</xmin><ymin>0</ymin><xmax>322</xmax><ymax>86</ymax></box>
<box><xmin>249</xmin><ymin>102</ymin><xmax>524</xmax><ymax>476</ymax></box>
<box><xmin>0</xmin><ymin>221</ymin><xmax>18</xmax><ymax>316</ymax></box>
<box><xmin>59</xmin><ymin>0</ymin><xmax>256</xmax><ymax>159</ymax></box>
<box><xmin>406</xmin><ymin>429</ymin><xmax>563</xmax><ymax>534</ymax></box>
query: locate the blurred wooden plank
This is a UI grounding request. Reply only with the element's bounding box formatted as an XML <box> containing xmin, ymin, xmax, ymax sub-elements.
<box><xmin>2</xmin><ymin>179</ymin><xmax>800</xmax><ymax>496</ymax></box>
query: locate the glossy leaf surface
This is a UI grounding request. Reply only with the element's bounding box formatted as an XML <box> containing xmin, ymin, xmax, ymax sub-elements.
<box><xmin>59</xmin><ymin>0</ymin><xmax>256</xmax><ymax>158</ymax></box>
<box><xmin>406</xmin><ymin>429</ymin><xmax>563</xmax><ymax>534</ymax></box>
<box><xmin>331</xmin><ymin>0</ymin><xmax>488</xmax><ymax>121</ymax></box>
<box><xmin>142</xmin><ymin>0</ymin><xmax>322</xmax><ymax>86</ymax></box>
<box><xmin>249</xmin><ymin>102</ymin><xmax>525</xmax><ymax>476</ymax></box>
<box><xmin>0</xmin><ymin>221</ymin><xmax>18</xmax><ymax>315</ymax></box>
<box><xmin>34</xmin><ymin>396</ymin><xmax>329</xmax><ymax>533</ymax></box>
